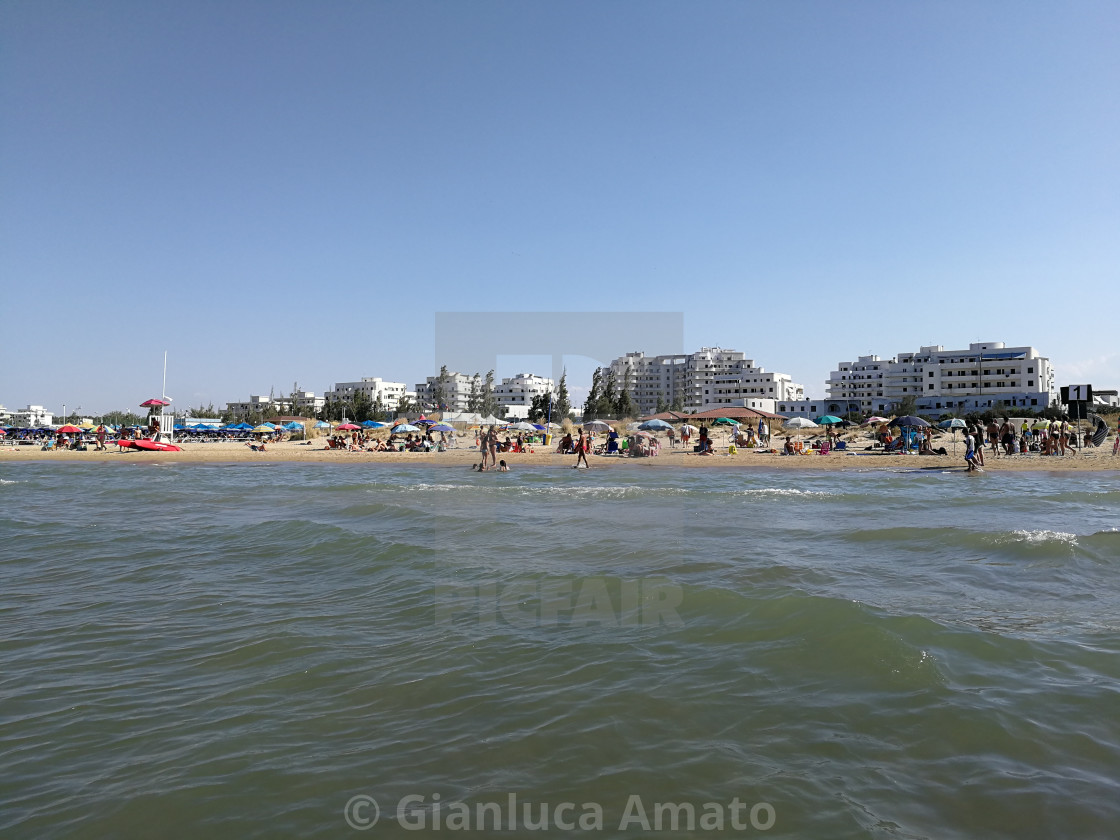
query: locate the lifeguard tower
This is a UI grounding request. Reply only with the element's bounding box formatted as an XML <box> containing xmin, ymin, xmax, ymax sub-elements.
<box><xmin>140</xmin><ymin>398</ymin><xmax>174</xmax><ymax>443</ymax></box>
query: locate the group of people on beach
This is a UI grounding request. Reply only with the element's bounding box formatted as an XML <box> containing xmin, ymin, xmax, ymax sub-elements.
<box><xmin>472</xmin><ymin>425</ymin><xmax>514</xmax><ymax>471</ymax></box>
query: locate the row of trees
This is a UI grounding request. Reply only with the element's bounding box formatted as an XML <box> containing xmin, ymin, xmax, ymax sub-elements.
<box><xmin>582</xmin><ymin>367</ymin><xmax>684</xmax><ymax>420</ymax></box>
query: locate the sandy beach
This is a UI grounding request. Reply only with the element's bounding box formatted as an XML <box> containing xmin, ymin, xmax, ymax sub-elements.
<box><xmin>5</xmin><ymin>438</ymin><xmax>1118</xmax><ymax>472</ymax></box>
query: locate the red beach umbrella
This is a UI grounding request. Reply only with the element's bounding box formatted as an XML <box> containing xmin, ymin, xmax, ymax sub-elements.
<box><xmin>140</xmin><ymin>398</ymin><xmax>172</xmax><ymax>407</ymax></box>
<box><xmin>336</xmin><ymin>423</ymin><xmax>361</xmax><ymax>431</ymax></box>
<box><xmin>57</xmin><ymin>424</ymin><xmax>82</xmax><ymax>433</ymax></box>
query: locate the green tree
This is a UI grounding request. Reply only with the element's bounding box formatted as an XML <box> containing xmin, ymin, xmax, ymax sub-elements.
<box><xmin>602</xmin><ymin>369</ymin><xmax>617</xmax><ymax>418</ymax></box>
<box><xmin>615</xmin><ymin>388</ymin><xmax>635</xmax><ymax>419</ymax></box>
<box><xmin>396</xmin><ymin>394</ymin><xmax>416</xmax><ymax>416</ymax></box>
<box><xmin>481</xmin><ymin>370</ymin><xmax>500</xmax><ymax>417</ymax></box>
<box><xmin>655</xmin><ymin>393</ymin><xmax>668</xmax><ymax>414</ymax></box>
<box><xmin>670</xmin><ymin>392</ymin><xmax>685</xmax><ymax>412</ymax></box>
<box><xmin>352</xmin><ymin>390</ymin><xmax>373</xmax><ymax>423</ymax></box>
<box><xmin>892</xmin><ymin>395</ymin><xmax>917</xmax><ymax>417</ymax></box>
<box><xmin>467</xmin><ymin>374</ymin><xmax>483</xmax><ymax>414</ymax></box>
<box><xmin>432</xmin><ymin>365</ymin><xmax>451</xmax><ymax>412</ymax></box>
<box><xmin>528</xmin><ymin>393</ymin><xmax>550</xmax><ymax>423</ymax></box>
<box><xmin>583</xmin><ymin>368</ymin><xmax>603</xmax><ymax>420</ymax></box>
<box><xmin>555</xmin><ymin>370</ymin><xmax>571</xmax><ymax>419</ymax></box>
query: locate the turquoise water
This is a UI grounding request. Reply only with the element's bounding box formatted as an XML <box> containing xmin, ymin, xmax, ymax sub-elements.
<box><xmin>2</xmin><ymin>463</ymin><xmax>1119</xmax><ymax>839</ymax></box>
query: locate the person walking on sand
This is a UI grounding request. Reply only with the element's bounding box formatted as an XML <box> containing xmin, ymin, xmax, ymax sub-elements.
<box><xmin>575</xmin><ymin>429</ymin><xmax>590</xmax><ymax>469</ymax></box>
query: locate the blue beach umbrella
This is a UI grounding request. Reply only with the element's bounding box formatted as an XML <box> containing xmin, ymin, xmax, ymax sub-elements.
<box><xmin>638</xmin><ymin>419</ymin><xmax>672</xmax><ymax>431</ymax></box>
<box><xmin>392</xmin><ymin>423</ymin><xmax>421</xmax><ymax>433</ymax></box>
<box><xmin>428</xmin><ymin>423</ymin><xmax>454</xmax><ymax>433</ymax></box>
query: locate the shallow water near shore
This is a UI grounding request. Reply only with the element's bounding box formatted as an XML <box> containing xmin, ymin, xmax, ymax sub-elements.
<box><xmin>3</xmin><ymin>462</ymin><xmax>1119</xmax><ymax>839</ymax></box>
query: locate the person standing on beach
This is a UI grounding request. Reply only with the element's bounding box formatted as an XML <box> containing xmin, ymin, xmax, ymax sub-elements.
<box><xmin>965</xmin><ymin>429</ymin><xmax>982</xmax><ymax>472</ymax></box>
<box><xmin>487</xmin><ymin>426</ymin><xmax>498</xmax><ymax>469</ymax></box>
<box><xmin>575</xmin><ymin>429</ymin><xmax>590</xmax><ymax>469</ymax></box>
<box><xmin>95</xmin><ymin>425</ymin><xmax>106</xmax><ymax>451</ymax></box>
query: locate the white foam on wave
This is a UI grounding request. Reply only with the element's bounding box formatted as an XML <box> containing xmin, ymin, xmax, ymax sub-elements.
<box><xmin>0</xmin><ymin>478</ymin><xmax>18</xmax><ymax>485</ymax></box>
<box><xmin>734</xmin><ymin>488</ymin><xmax>834</xmax><ymax>497</ymax></box>
<box><xmin>1006</xmin><ymin>529</ymin><xmax>1079</xmax><ymax>546</ymax></box>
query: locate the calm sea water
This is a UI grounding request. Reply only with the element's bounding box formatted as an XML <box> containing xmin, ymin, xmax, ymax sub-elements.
<box><xmin>2</xmin><ymin>462</ymin><xmax>1119</xmax><ymax>839</ymax></box>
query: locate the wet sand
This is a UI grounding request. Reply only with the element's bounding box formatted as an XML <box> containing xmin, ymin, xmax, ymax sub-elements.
<box><xmin>5</xmin><ymin>439</ymin><xmax>1118</xmax><ymax>472</ymax></box>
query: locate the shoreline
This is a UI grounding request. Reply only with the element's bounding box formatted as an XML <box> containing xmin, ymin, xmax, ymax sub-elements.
<box><xmin>4</xmin><ymin>440</ymin><xmax>1119</xmax><ymax>472</ymax></box>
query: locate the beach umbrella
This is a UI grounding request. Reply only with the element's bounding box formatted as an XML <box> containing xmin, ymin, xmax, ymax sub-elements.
<box><xmin>57</xmin><ymin>424</ymin><xmax>82</xmax><ymax>434</ymax></box>
<box><xmin>1032</xmin><ymin>421</ymin><xmax>1050</xmax><ymax>431</ymax></box>
<box><xmin>639</xmin><ymin>419</ymin><xmax>673</xmax><ymax>431</ymax></box>
<box><xmin>862</xmin><ymin>416</ymin><xmax>890</xmax><ymax>425</ymax></box>
<box><xmin>361</xmin><ymin>420</ymin><xmax>388</xmax><ymax>428</ymax></box>
<box><xmin>336</xmin><ymin>423</ymin><xmax>361</xmax><ymax>431</ymax></box>
<box><xmin>392</xmin><ymin>423</ymin><xmax>421</xmax><ymax>433</ymax></box>
<box><xmin>938</xmin><ymin>418</ymin><xmax>966</xmax><ymax>454</ymax></box>
<box><xmin>815</xmin><ymin>415</ymin><xmax>844</xmax><ymax>425</ymax></box>
<box><xmin>139</xmin><ymin>398</ymin><xmax>172</xmax><ymax>408</ymax></box>
<box><xmin>507</xmin><ymin>421</ymin><xmax>536</xmax><ymax>431</ymax></box>
<box><xmin>428</xmin><ymin>423</ymin><xmax>454</xmax><ymax>433</ymax></box>
<box><xmin>783</xmin><ymin>417</ymin><xmax>818</xmax><ymax>430</ymax></box>
<box><xmin>583</xmin><ymin>420</ymin><xmax>611</xmax><ymax>433</ymax></box>
<box><xmin>531</xmin><ymin>424</ymin><xmax>546</xmax><ymax>431</ymax></box>
<box><xmin>414</xmin><ymin>418</ymin><xmax>437</xmax><ymax>426</ymax></box>
<box><xmin>890</xmin><ymin>415</ymin><xmax>931</xmax><ymax>428</ymax></box>
<box><xmin>712</xmin><ymin>417</ymin><xmax>738</xmax><ymax>426</ymax></box>
<box><xmin>251</xmin><ymin>424</ymin><xmax>275</xmax><ymax>433</ymax></box>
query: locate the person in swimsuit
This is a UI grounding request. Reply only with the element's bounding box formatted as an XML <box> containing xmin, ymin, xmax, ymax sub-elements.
<box><xmin>575</xmin><ymin>429</ymin><xmax>590</xmax><ymax>469</ymax></box>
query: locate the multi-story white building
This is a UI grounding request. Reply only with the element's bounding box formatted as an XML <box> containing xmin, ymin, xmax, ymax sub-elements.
<box><xmin>493</xmin><ymin>373</ymin><xmax>554</xmax><ymax>409</ymax></box>
<box><xmin>10</xmin><ymin>405</ymin><xmax>54</xmax><ymax>427</ymax></box>
<box><xmin>325</xmin><ymin>378</ymin><xmax>411</xmax><ymax>412</ymax></box>
<box><xmin>0</xmin><ymin>404</ymin><xmax>11</xmax><ymax>425</ymax></box>
<box><xmin>812</xmin><ymin>341</ymin><xmax>1056</xmax><ymax>418</ymax></box>
<box><xmin>415</xmin><ymin>371</ymin><xmax>481</xmax><ymax>412</ymax></box>
<box><xmin>225</xmin><ymin>391</ymin><xmax>326</xmax><ymax>419</ymax></box>
<box><xmin>609</xmin><ymin>348</ymin><xmax>803</xmax><ymax>415</ymax></box>
<box><xmin>415</xmin><ymin>371</ymin><xmax>555</xmax><ymax>416</ymax></box>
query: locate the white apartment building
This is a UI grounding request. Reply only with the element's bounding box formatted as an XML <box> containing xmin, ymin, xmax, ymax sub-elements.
<box><xmin>325</xmin><ymin>378</ymin><xmax>411</xmax><ymax>412</ymax></box>
<box><xmin>493</xmin><ymin>373</ymin><xmax>555</xmax><ymax>409</ymax></box>
<box><xmin>10</xmin><ymin>405</ymin><xmax>54</xmax><ymax>427</ymax></box>
<box><xmin>815</xmin><ymin>341</ymin><xmax>1056</xmax><ymax>418</ymax></box>
<box><xmin>609</xmin><ymin>348</ymin><xmax>803</xmax><ymax>415</ymax></box>
<box><xmin>415</xmin><ymin>371</ymin><xmax>481</xmax><ymax>412</ymax></box>
<box><xmin>225</xmin><ymin>390</ymin><xmax>326</xmax><ymax>419</ymax></box>
<box><xmin>415</xmin><ymin>371</ymin><xmax>554</xmax><ymax>415</ymax></box>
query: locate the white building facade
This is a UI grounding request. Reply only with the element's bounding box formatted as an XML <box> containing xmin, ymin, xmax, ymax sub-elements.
<box><xmin>10</xmin><ymin>405</ymin><xmax>54</xmax><ymax>427</ymax></box>
<box><xmin>415</xmin><ymin>372</ymin><xmax>480</xmax><ymax>412</ymax></box>
<box><xmin>609</xmin><ymin>348</ymin><xmax>803</xmax><ymax>415</ymax></box>
<box><xmin>325</xmin><ymin>378</ymin><xmax>411</xmax><ymax>412</ymax></box>
<box><xmin>225</xmin><ymin>391</ymin><xmax>326</xmax><ymax>419</ymax></box>
<box><xmin>493</xmin><ymin>373</ymin><xmax>555</xmax><ymax>410</ymax></box>
<box><xmin>813</xmin><ymin>341</ymin><xmax>1056</xmax><ymax>418</ymax></box>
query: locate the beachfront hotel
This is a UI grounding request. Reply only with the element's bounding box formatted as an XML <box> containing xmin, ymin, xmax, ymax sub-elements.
<box><xmin>325</xmin><ymin>378</ymin><xmax>412</xmax><ymax>412</ymax></box>
<box><xmin>776</xmin><ymin>341</ymin><xmax>1056</xmax><ymax>419</ymax></box>
<box><xmin>414</xmin><ymin>371</ymin><xmax>554</xmax><ymax>417</ymax></box>
<box><xmin>225</xmin><ymin>390</ymin><xmax>327</xmax><ymax>419</ymax></box>
<box><xmin>609</xmin><ymin>348</ymin><xmax>804</xmax><ymax>415</ymax></box>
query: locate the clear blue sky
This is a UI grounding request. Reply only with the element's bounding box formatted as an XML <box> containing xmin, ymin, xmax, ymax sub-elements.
<box><xmin>2</xmin><ymin>1</ymin><xmax>1117</xmax><ymax>415</ymax></box>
